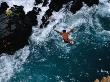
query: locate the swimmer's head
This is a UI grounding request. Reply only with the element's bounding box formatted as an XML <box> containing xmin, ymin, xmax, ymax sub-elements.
<box><xmin>63</xmin><ymin>30</ymin><xmax>66</xmax><ymax>32</ymax></box>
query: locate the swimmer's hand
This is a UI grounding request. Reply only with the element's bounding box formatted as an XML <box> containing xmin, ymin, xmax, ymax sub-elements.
<box><xmin>68</xmin><ymin>28</ymin><xmax>74</xmax><ymax>33</ymax></box>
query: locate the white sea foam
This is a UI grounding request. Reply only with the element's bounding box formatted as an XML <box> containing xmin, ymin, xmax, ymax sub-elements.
<box><xmin>30</xmin><ymin>0</ymin><xmax>110</xmax><ymax>53</ymax></box>
<box><xmin>0</xmin><ymin>46</ymin><xmax>30</xmax><ymax>82</ymax></box>
<box><xmin>0</xmin><ymin>0</ymin><xmax>35</xmax><ymax>13</ymax></box>
<box><xmin>0</xmin><ymin>0</ymin><xmax>110</xmax><ymax>81</ymax></box>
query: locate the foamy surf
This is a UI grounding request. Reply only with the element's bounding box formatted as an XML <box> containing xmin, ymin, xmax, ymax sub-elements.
<box><xmin>0</xmin><ymin>0</ymin><xmax>110</xmax><ymax>82</ymax></box>
<box><xmin>30</xmin><ymin>0</ymin><xmax>110</xmax><ymax>53</ymax></box>
<box><xmin>0</xmin><ymin>46</ymin><xmax>30</xmax><ymax>82</ymax></box>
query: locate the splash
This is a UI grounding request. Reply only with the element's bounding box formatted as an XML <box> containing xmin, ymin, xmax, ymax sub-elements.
<box><xmin>0</xmin><ymin>0</ymin><xmax>35</xmax><ymax>13</ymax></box>
<box><xmin>0</xmin><ymin>0</ymin><xmax>110</xmax><ymax>82</ymax></box>
<box><xmin>0</xmin><ymin>46</ymin><xmax>30</xmax><ymax>82</ymax></box>
<box><xmin>30</xmin><ymin>1</ymin><xmax>110</xmax><ymax>53</ymax></box>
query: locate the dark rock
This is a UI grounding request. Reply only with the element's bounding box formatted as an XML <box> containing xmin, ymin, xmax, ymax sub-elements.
<box><xmin>70</xmin><ymin>0</ymin><xmax>98</xmax><ymax>14</ymax></box>
<box><xmin>70</xmin><ymin>0</ymin><xmax>83</xmax><ymax>14</ymax></box>
<box><xmin>26</xmin><ymin>7</ymin><xmax>39</xmax><ymax>26</ymax></box>
<box><xmin>0</xmin><ymin>3</ymin><xmax>39</xmax><ymax>54</ymax></box>
<box><xmin>0</xmin><ymin>2</ymin><xmax>9</xmax><ymax>15</ymax></box>
<box><xmin>39</xmin><ymin>0</ymin><xmax>99</xmax><ymax>28</ymax></box>
<box><xmin>42</xmin><ymin>0</ymin><xmax>49</xmax><ymax>6</ymax></box>
<box><xmin>35</xmin><ymin>0</ymin><xmax>48</xmax><ymax>6</ymax></box>
<box><xmin>35</xmin><ymin>0</ymin><xmax>43</xmax><ymax>5</ymax></box>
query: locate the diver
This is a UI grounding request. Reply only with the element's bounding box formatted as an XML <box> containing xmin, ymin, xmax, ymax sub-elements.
<box><xmin>54</xmin><ymin>28</ymin><xmax>74</xmax><ymax>44</ymax></box>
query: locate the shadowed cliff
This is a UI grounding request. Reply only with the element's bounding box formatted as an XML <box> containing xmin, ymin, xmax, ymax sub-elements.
<box><xmin>0</xmin><ymin>2</ymin><xmax>40</xmax><ymax>54</ymax></box>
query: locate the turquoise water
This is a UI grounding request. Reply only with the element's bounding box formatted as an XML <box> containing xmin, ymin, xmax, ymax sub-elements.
<box><xmin>0</xmin><ymin>0</ymin><xmax>110</xmax><ymax>82</ymax></box>
<box><xmin>9</xmin><ymin>34</ymin><xmax>110</xmax><ymax>82</ymax></box>
<box><xmin>9</xmin><ymin>8</ymin><xmax>110</xmax><ymax>82</ymax></box>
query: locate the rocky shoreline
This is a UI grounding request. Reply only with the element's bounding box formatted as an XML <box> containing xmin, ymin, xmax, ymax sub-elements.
<box><xmin>38</xmin><ymin>0</ymin><xmax>99</xmax><ymax>28</ymax></box>
<box><xmin>0</xmin><ymin>2</ymin><xmax>40</xmax><ymax>54</ymax></box>
<box><xmin>0</xmin><ymin>0</ymin><xmax>99</xmax><ymax>54</ymax></box>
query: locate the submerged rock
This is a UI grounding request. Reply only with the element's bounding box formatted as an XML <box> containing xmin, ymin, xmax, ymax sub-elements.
<box><xmin>0</xmin><ymin>3</ymin><xmax>40</xmax><ymax>54</ymax></box>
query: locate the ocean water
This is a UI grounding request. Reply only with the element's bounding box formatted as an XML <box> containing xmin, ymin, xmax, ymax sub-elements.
<box><xmin>0</xmin><ymin>0</ymin><xmax>110</xmax><ymax>82</ymax></box>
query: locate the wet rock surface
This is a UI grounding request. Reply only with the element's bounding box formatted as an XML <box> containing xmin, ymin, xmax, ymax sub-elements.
<box><xmin>0</xmin><ymin>3</ymin><xmax>40</xmax><ymax>54</ymax></box>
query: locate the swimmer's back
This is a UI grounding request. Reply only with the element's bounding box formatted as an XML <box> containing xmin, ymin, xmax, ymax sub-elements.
<box><xmin>60</xmin><ymin>32</ymin><xmax>69</xmax><ymax>41</ymax></box>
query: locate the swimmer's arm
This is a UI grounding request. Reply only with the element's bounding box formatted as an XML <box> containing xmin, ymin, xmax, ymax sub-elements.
<box><xmin>68</xmin><ymin>28</ymin><xmax>74</xmax><ymax>34</ymax></box>
<box><xmin>54</xmin><ymin>30</ymin><xmax>61</xmax><ymax>34</ymax></box>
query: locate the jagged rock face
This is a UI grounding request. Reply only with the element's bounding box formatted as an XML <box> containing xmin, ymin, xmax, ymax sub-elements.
<box><xmin>35</xmin><ymin>0</ymin><xmax>48</xmax><ymax>6</ymax></box>
<box><xmin>38</xmin><ymin>0</ymin><xmax>99</xmax><ymax>28</ymax></box>
<box><xmin>0</xmin><ymin>3</ymin><xmax>39</xmax><ymax>54</ymax></box>
<box><xmin>0</xmin><ymin>2</ymin><xmax>9</xmax><ymax>15</ymax></box>
<box><xmin>0</xmin><ymin>0</ymin><xmax>99</xmax><ymax>54</ymax></box>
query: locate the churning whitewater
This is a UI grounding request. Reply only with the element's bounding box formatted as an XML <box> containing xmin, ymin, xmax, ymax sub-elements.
<box><xmin>0</xmin><ymin>0</ymin><xmax>110</xmax><ymax>82</ymax></box>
